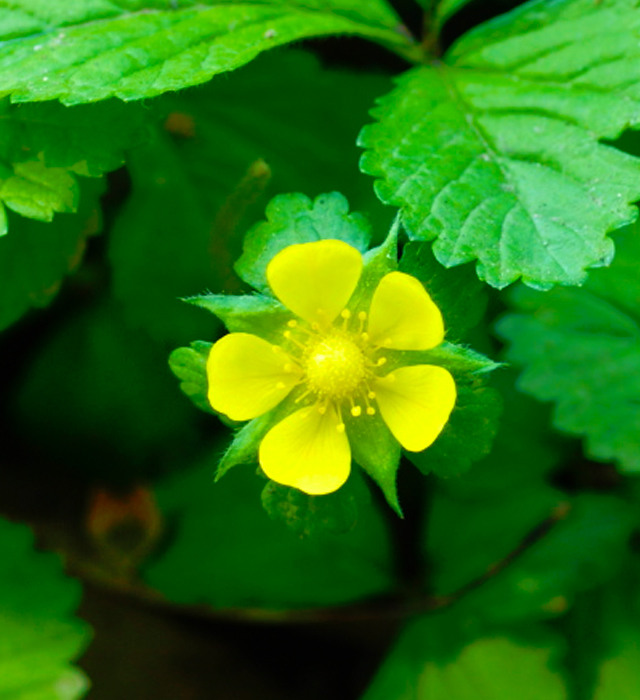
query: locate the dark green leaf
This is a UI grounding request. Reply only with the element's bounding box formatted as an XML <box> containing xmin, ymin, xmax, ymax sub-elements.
<box><xmin>359</xmin><ymin>0</ymin><xmax>640</xmax><ymax>289</ymax></box>
<box><xmin>400</xmin><ymin>242</ymin><xmax>488</xmax><ymax>341</ymax></box>
<box><xmin>144</xmin><ymin>460</ymin><xmax>395</xmax><ymax>608</ymax></box>
<box><xmin>0</xmin><ymin>0</ymin><xmax>415</xmax><ymax>105</ymax></box>
<box><xmin>0</xmin><ymin>517</ymin><xmax>90</xmax><ymax>699</ymax></box>
<box><xmin>109</xmin><ymin>50</ymin><xmax>392</xmax><ymax>343</ymax></box>
<box><xmin>235</xmin><ymin>191</ymin><xmax>372</xmax><ymax>293</ymax></box>
<box><xmin>497</xmin><ymin>223</ymin><xmax>640</xmax><ymax>473</ymax></box>
<box><xmin>408</xmin><ymin>384</ymin><xmax>503</xmax><ymax>478</ymax></box>
<box><xmin>0</xmin><ymin>177</ymin><xmax>103</xmax><ymax>334</ymax></box>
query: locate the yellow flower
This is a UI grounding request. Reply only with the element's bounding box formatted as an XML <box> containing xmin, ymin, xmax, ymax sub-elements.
<box><xmin>206</xmin><ymin>239</ymin><xmax>456</xmax><ymax>495</ymax></box>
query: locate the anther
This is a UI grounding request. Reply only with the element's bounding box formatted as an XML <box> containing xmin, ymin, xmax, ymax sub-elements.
<box><xmin>283</xmin><ymin>330</ymin><xmax>292</xmax><ymax>339</ymax></box>
<box><xmin>287</xmin><ymin>319</ymin><xmax>297</xmax><ymax>328</ymax></box>
<box><xmin>358</xmin><ymin>311</ymin><xmax>367</xmax><ymax>321</ymax></box>
<box><xmin>366</xmin><ymin>407</ymin><xmax>376</xmax><ymax>416</ymax></box>
<box><xmin>341</xmin><ymin>309</ymin><xmax>351</xmax><ymax>319</ymax></box>
<box><xmin>361</xmin><ymin>332</ymin><xmax>370</xmax><ymax>342</ymax></box>
<box><xmin>318</xmin><ymin>405</ymin><xmax>327</xmax><ymax>415</ymax></box>
<box><xmin>368</xmin><ymin>391</ymin><xmax>376</xmax><ymax>400</ymax></box>
<box><xmin>337</xmin><ymin>423</ymin><xmax>346</xmax><ymax>433</ymax></box>
<box><xmin>276</xmin><ymin>381</ymin><xmax>286</xmax><ymax>389</ymax></box>
<box><xmin>351</xmin><ymin>406</ymin><xmax>362</xmax><ymax>417</ymax></box>
<box><xmin>376</xmin><ymin>357</ymin><xmax>387</xmax><ymax>367</ymax></box>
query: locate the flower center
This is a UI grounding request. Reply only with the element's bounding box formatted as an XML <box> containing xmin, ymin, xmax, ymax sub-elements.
<box><xmin>304</xmin><ymin>332</ymin><xmax>366</xmax><ymax>399</ymax></box>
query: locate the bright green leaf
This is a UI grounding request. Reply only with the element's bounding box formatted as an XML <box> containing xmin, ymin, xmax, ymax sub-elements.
<box><xmin>0</xmin><ymin>0</ymin><xmax>416</xmax><ymax>105</ymax></box>
<box><xmin>497</xmin><ymin>223</ymin><xmax>640</xmax><ymax>473</ymax></box>
<box><xmin>0</xmin><ymin>177</ymin><xmax>103</xmax><ymax>334</ymax></box>
<box><xmin>144</xmin><ymin>460</ymin><xmax>395</xmax><ymax>608</ymax></box>
<box><xmin>362</xmin><ymin>616</ymin><xmax>567</xmax><ymax>700</ymax></box>
<box><xmin>0</xmin><ymin>517</ymin><xmax>90</xmax><ymax>700</ymax></box>
<box><xmin>235</xmin><ymin>191</ymin><xmax>372</xmax><ymax>293</ymax></box>
<box><xmin>594</xmin><ymin>625</ymin><xmax>640</xmax><ymax>700</ymax></box>
<box><xmin>359</xmin><ymin>0</ymin><xmax>640</xmax><ymax>289</ymax></box>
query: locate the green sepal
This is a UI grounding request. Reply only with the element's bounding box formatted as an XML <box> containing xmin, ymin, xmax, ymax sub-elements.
<box><xmin>400</xmin><ymin>241</ymin><xmax>488</xmax><ymax>341</ymax></box>
<box><xmin>184</xmin><ymin>293</ymin><xmax>292</xmax><ymax>344</ymax></box>
<box><xmin>168</xmin><ymin>341</ymin><xmax>214</xmax><ymax>415</ymax></box>
<box><xmin>235</xmin><ymin>191</ymin><xmax>372</xmax><ymax>292</ymax></box>
<box><xmin>260</xmin><ymin>476</ymin><xmax>360</xmax><ymax>537</ymax></box>
<box><xmin>346</xmin><ymin>408</ymin><xmax>402</xmax><ymax>517</ymax></box>
<box><xmin>384</xmin><ymin>341</ymin><xmax>502</xmax><ymax>376</ymax></box>
<box><xmin>347</xmin><ymin>213</ymin><xmax>399</xmax><ymax>313</ymax></box>
<box><xmin>407</xmin><ymin>384</ymin><xmax>503</xmax><ymax>478</ymax></box>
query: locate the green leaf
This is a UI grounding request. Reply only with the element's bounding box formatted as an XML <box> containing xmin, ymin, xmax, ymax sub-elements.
<box><xmin>109</xmin><ymin>50</ymin><xmax>392</xmax><ymax>344</ymax></box>
<box><xmin>261</xmin><ymin>474</ymin><xmax>361</xmax><ymax>537</ymax></box>
<box><xmin>235</xmin><ymin>191</ymin><xmax>372</xmax><ymax>293</ymax></box>
<box><xmin>143</xmin><ymin>459</ymin><xmax>395</xmax><ymax>608</ymax></box>
<box><xmin>456</xmin><ymin>495</ymin><xmax>635</xmax><ymax>623</ymax></box>
<box><xmin>168</xmin><ymin>341</ymin><xmax>214</xmax><ymax>415</ymax></box>
<box><xmin>16</xmin><ymin>301</ymin><xmax>200</xmax><ymax>479</ymax></box>
<box><xmin>0</xmin><ymin>99</ymin><xmax>147</xmax><ymax>229</ymax></box>
<box><xmin>407</xmin><ymin>384</ymin><xmax>503</xmax><ymax>478</ymax></box>
<box><xmin>362</xmin><ymin>616</ymin><xmax>567</xmax><ymax>700</ymax></box>
<box><xmin>497</xmin><ymin>223</ymin><xmax>640</xmax><ymax>473</ymax></box>
<box><xmin>0</xmin><ymin>517</ymin><xmax>90</xmax><ymax>700</ymax></box>
<box><xmin>0</xmin><ymin>177</ymin><xmax>103</xmax><ymax>334</ymax></box>
<box><xmin>594</xmin><ymin>625</ymin><xmax>640</xmax><ymax>700</ymax></box>
<box><xmin>359</xmin><ymin>0</ymin><xmax>640</xmax><ymax>289</ymax></box>
<box><xmin>0</xmin><ymin>0</ymin><xmax>415</xmax><ymax>105</ymax></box>
<box><xmin>400</xmin><ymin>242</ymin><xmax>488</xmax><ymax>341</ymax></box>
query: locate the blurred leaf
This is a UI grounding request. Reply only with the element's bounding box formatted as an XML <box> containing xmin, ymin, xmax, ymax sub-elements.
<box><xmin>594</xmin><ymin>625</ymin><xmax>640</xmax><ymax>699</ymax></box>
<box><xmin>497</xmin><ymin>223</ymin><xmax>640</xmax><ymax>473</ymax></box>
<box><xmin>109</xmin><ymin>50</ymin><xmax>392</xmax><ymax>344</ymax></box>
<box><xmin>16</xmin><ymin>302</ymin><xmax>200</xmax><ymax>480</ymax></box>
<box><xmin>0</xmin><ymin>177</ymin><xmax>103</xmax><ymax>333</ymax></box>
<box><xmin>362</xmin><ymin>614</ymin><xmax>567</xmax><ymax>700</ymax></box>
<box><xmin>144</xmin><ymin>460</ymin><xmax>395</xmax><ymax>608</ymax></box>
<box><xmin>0</xmin><ymin>99</ymin><xmax>147</xmax><ymax>228</ymax></box>
<box><xmin>235</xmin><ymin>191</ymin><xmax>372</xmax><ymax>292</ymax></box>
<box><xmin>0</xmin><ymin>517</ymin><xmax>90</xmax><ymax>700</ymax></box>
<box><xmin>0</xmin><ymin>0</ymin><xmax>413</xmax><ymax>104</ymax></box>
<box><xmin>456</xmin><ymin>495</ymin><xmax>635</xmax><ymax>623</ymax></box>
<box><xmin>359</xmin><ymin>0</ymin><xmax>640</xmax><ymax>289</ymax></box>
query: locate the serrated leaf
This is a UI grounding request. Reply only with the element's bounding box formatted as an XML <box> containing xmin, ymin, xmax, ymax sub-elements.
<box><xmin>109</xmin><ymin>50</ymin><xmax>392</xmax><ymax>344</ymax></box>
<box><xmin>362</xmin><ymin>616</ymin><xmax>567</xmax><ymax>700</ymax></box>
<box><xmin>235</xmin><ymin>191</ymin><xmax>372</xmax><ymax>292</ymax></box>
<box><xmin>0</xmin><ymin>517</ymin><xmax>90</xmax><ymax>700</ymax></box>
<box><xmin>0</xmin><ymin>0</ymin><xmax>415</xmax><ymax>105</ymax></box>
<box><xmin>0</xmin><ymin>177</ymin><xmax>103</xmax><ymax>334</ymax></box>
<box><xmin>496</xmin><ymin>223</ymin><xmax>640</xmax><ymax>473</ymax></box>
<box><xmin>359</xmin><ymin>0</ymin><xmax>640</xmax><ymax>289</ymax></box>
<box><xmin>168</xmin><ymin>341</ymin><xmax>214</xmax><ymax>415</ymax></box>
<box><xmin>143</xmin><ymin>459</ymin><xmax>395</xmax><ymax>608</ymax></box>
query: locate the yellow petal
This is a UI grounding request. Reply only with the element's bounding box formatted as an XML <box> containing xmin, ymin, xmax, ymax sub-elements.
<box><xmin>266</xmin><ymin>240</ymin><xmax>363</xmax><ymax>326</ymax></box>
<box><xmin>259</xmin><ymin>404</ymin><xmax>351</xmax><ymax>495</ymax></box>
<box><xmin>367</xmin><ymin>271</ymin><xmax>444</xmax><ymax>350</ymax></box>
<box><xmin>207</xmin><ymin>333</ymin><xmax>301</xmax><ymax>421</ymax></box>
<box><xmin>374</xmin><ymin>365</ymin><xmax>456</xmax><ymax>452</ymax></box>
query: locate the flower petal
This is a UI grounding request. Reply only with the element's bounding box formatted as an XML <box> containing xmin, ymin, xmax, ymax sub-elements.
<box><xmin>367</xmin><ymin>271</ymin><xmax>444</xmax><ymax>350</ymax></box>
<box><xmin>266</xmin><ymin>240</ymin><xmax>363</xmax><ymax>326</ymax></box>
<box><xmin>259</xmin><ymin>404</ymin><xmax>351</xmax><ymax>495</ymax></box>
<box><xmin>207</xmin><ymin>333</ymin><xmax>301</xmax><ymax>421</ymax></box>
<box><xmin>374</xmin><ymin>365</ymin><xmax>456</xmax><ymax>452</ymax></box>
